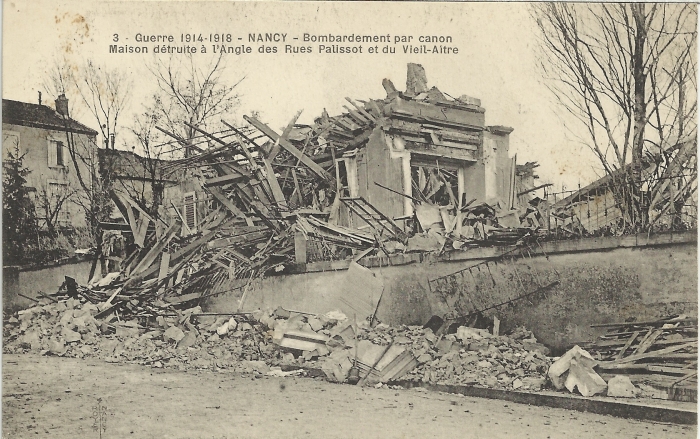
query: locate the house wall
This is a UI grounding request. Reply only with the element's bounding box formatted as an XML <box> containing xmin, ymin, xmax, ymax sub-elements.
<box><xmin>359</xmin><ymin>127</ymin><xmax>406</xmax><ymax>223</ymax></box>
<box><xmin>482</xmin><ymin>130</ymin><xmax>513</xmax><ymax>205</ymax></box>
<box><xmin>2</xmin><ymin>122</ymin><xmax>96</xmax><ymax>229</ymax></box>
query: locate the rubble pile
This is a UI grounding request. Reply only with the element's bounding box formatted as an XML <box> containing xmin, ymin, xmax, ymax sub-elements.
<box><xmin>3</xmin><ymin>299</ymin><xmax>283</xmax><ymax>374</ymax></box>
<box><xmin>357</xmin><ymin>324</ymin><xmax>551</xmax><ymax>390</ymax></box>
<box><xmin>4</xmin><ymin>296</ymin><xmax>553</xmax><ymax>392</ymax></box>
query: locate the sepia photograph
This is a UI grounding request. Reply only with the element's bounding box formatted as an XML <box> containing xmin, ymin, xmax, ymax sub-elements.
<box><xmin>2</xmin><ymin>1</ymin><xmax>697</xmax><ymax>437</ymax></box>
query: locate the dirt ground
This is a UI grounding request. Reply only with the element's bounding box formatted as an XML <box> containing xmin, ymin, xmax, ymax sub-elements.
<box><xmin>2</xmin><ymin>354</ymin><xmax>696</xmax><ymax>439</ymax></box>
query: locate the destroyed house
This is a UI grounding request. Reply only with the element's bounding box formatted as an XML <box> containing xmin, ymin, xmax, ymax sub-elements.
<box><xmin>310</xmin><ymin>64</ymin><xmax>519</xmax><ymax>237</ymax></box>
<box><xmin>97</xmin><ymin>63</ymin><xmax>534</xmax><ymax>298</ymax></box>
<box><xmin>98</xmin><ymin>148</ymin><xmax>206</xmax><ymax>233</ymax></box>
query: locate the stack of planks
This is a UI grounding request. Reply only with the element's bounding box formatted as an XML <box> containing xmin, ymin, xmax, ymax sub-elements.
<box><xmin>583</xmin><ymin>316</ymin><xmax>697</xmax><ymax>400</ymax></box>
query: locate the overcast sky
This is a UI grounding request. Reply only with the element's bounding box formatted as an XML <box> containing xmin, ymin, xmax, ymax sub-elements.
<box><xmin>3</xmin><ymin>1</ymin><xmax>603</xmax><ymax>189</ymax></box>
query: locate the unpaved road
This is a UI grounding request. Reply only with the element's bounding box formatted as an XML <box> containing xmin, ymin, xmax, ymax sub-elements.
<box><xmin>2</xmin><ymin>354</ymin><xmax>695</xmax><ymax>439</ymax></box>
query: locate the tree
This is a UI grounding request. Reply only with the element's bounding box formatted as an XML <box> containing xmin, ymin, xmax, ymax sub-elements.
<box><xmin>2</xmin><ymin>139</ymin><xmax>38</xmax><ymax>263</ymax></box>
<box><xmin>75</xmin><ymin>59</ymin><xmax>132</xmax><ymax>149</ymax></box>
<box><xmin>533</xmin><ymin>3</ymin><xmax>697</xmax><ymax>230</ymax></box>
<box><xmin>37</xmin><ymin>183</ymin><xmax>77</xmax><ymax>238</ymax></box>
<box><xmin>43</xmin><ymin>58</ymin><xmax>131</xmax><ymax>243</ymax></box>
<box><xmin>117</xmin><ymin>99</ymin><xmax>172</xmax><ymax>217</ymax></box>
<box><xmin>149</xmin><ymin>52</ymin><xmax>245</xmax><ymax>156</ymax></box>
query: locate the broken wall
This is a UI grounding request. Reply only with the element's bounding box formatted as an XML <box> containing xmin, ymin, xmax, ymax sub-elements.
<box><xmin>360</xmin><ymin>127</ymin><xmax>407</xmax><ymax>223</ymax></box>
<box><xmin>483</xmin><ymin>128</ymin><xmax>515</xmax><ymax>206</ymax></box>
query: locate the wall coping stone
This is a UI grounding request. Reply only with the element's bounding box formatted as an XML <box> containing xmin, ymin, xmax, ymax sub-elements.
<box><xmin>289</xmin><ymin>230</ymin><xmax>697</xmax><ymax>275</ymax></box>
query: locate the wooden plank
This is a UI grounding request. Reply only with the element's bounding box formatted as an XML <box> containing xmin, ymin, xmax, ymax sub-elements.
<box><xmin>270</xmin><ymin>110</ymin><xmax>302</xmax><ymax>160</ymax></box>
<box><xmin>335</xmin><ymin>115</ymin><xmax>358</xmax><ymax>131</ymax></box>
<box><xmin>591</xmin><ymin>317</ymin><xmax>698</xmax><ymax>328</ymax></box>
<box><xmin>157</xmin><ymin>252</ymin><xmax>171</xmax><ymax>281</ymax></box>
<box><xmin>208</xmin><ymin>187</ymin><xmax>254</xmax><ymax>226</ymax></box>
<box><xmin>590</xmin><ymin>336</ymin><xmax>696</xmax><ymax>349</ymax></box>
<box><xmin>634</xmin><ymin>329</ymin><xmax>663</xmax><ymax>356</ymax></box>
<box><xmin>613</xmin><ymin>341</ymin><xmax>698</xmax><ymax>365</ymax></box>
<box><xmin>130</xmin><ymin>221</ymin><xmax>180</xmax><ymax>276</ymax></box>
<box><xmin>345</xmin><ymin>97</ymin><xmax>376</xmax><ymax>122</ymax></box>
<box><xmin>207</xmin><ymin>230</ymin><xmax>270</xmax><ymax>249</ymax></box>
<box><xmin>204</xmin><ymin>172</ymin><xmax>247</xmax><ymax>187</ymax></box>
<box><xmin>244</xmin><ymin>116</ymin><xmax>334</xmax><ymax>182</ymax></box>
<box><xmin>291</xmin><ymin>168</ymin><xmax>303</xmax><ymax>205</ymax></box>
<box><xmin>343</xmin><ymin>105</ymin><xmax>371</xmax><ymax>125</ymax></box>
<box><xmin>615</xmin><ymin>331</ymin><xmax>639</xmax><ymax>360</ymax></box>
<box><xmin>262</xmin><ymin>157</ymin><xmax>288</xmax><ymax>209</ymax></box>
<box><xmin>294</xmin><ymin>230</ymin><xmax>308</xmax><ymax>264</ymax></box>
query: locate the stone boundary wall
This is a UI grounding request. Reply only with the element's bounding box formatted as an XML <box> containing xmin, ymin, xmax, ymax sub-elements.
<box><xmin>209</xmin><ymin>231</ymin><xmax>697</xmax><ymax>350</ymax></box>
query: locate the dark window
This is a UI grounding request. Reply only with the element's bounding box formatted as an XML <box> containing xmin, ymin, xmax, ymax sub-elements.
<box><xmin>55</xmin><ymin>141</ymin><xmax>64</xmax><ymax>166</ymax></box>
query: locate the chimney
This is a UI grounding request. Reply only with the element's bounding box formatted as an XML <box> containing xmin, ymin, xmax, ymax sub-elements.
<box><xmin>38</xmin><ymin>91</ymin><xmax>42</xmax><ymax>106</ymax></box>
<box><xmin>406</xmin><ymin>63</ymin><xmax>428</xmax><ymax>97</ymax></box>
<box><xmin>55</xmin><ymin>94</ymin><xmax>69</xmax><ymax>116</ymax></box>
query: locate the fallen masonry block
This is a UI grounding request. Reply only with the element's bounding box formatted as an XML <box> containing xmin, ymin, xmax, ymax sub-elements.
<box><xmin>456</xmin><ymin>326</ymin><xmax>491</xmax><ymax>342</ymax></box>
<box><xmin>267</xmin><ymin>367</ymin><xmax>304</xmax><ymax>377</ymax></box>
<box><xmin>163</xmin><ymin>326</ymin><xmax>185</xmax><ymax>342</ymax></box>
<box><xmin>61</xmin><ymin>327</ymin><xmax>82</xmax><ymax>343</ymax></box>
<box><xmin>607</xmin><ymin>375</ymin><xmax>639</xmax><ymax>398</ymax></box>
<box><xmin>547</xmin><ymin>345</ymin><xmax>596</xmax><ymax>390</ymax></box>
<box><xmin>322</xmin><ymin>349</ymin><xmax>355</xmax><ymax>383</ymax></box>
<box><xmin>564</xmin><ymin>358</ymin><xmax>607</xmax><ymax>397</ymax></box>
<box><xmin>48</xmin><ymin>339</ymin><xmax>67</xmax><ymax>356</ymax></box>
<box><xmin>216</xmin><ymin>317</ymin><xmax>238</xmax><ymax>335</ymax></box>
<box><xmin>276</xmin><ymin>328</ymin><xmax>330</xmax><ymax>351</ymax></box>
<box><xmin>177</xmin><ymin>331</ymin><xmax>198</xmax><ymax>349</ymax></box>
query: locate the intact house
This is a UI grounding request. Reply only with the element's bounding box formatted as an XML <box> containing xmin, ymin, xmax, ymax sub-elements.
<box><xmin>2</xmin><ymin>95</ymin><xmax>99</xmax><ymax>230</ymax></box>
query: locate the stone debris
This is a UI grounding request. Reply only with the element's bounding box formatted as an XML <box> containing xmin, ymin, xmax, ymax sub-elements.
<box><xmin>356</xmin><ymin>324</ymin><xmax>551</xmax><ymax>390</ymax></box>
<box><xmin>4</xmin><ymin>297</ymin><xmax>553</xmax><ymax>393</ymax></box>
<box><xmin>564</xmin><ymin>358</ymin><xmax>607</xmax><ymax>397</ymax></box>
<box><xmin>606</xmin><ymin>375</ymin><xmax>640</xmax><ymax>398</ymax></box>
<box><xmin>548</xmin><ymin>345</ymin><xmax>607</xmax><ymax>397</ymax></box>
<box><xmin>4</xmin><ymin>299</ymin><xmax>280</xmax><ymax>374</ymax></box>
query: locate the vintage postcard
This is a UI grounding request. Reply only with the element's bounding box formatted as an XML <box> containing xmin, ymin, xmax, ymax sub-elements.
<box><xmin>2</xmin><ymin>1</ymin><xmax>697</xmax><ymax>438</ymax></box>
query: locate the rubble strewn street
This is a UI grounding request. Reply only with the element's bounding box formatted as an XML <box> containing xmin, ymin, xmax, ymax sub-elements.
<box><xmin>3</xmin><ymin>297</ymin><xmax>553</xmax><ymax>392</ymax></box>
<box><xmin>5</xmin><ymin>292</ymin><xmax>695</xmax><ymax>409</ymax></box>
<box><xmin>2</xmin><ymin>1</ymin><xmax>698</xmax><ymax>434</ymax></box>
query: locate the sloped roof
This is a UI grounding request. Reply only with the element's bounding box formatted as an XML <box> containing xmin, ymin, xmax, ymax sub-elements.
<box><xmin>98</xmin><ymin>148</ymin><xmax>182</xmax><ymax>183</ymax></box>
<box><xmin>2</xmin><ymin>99</ymin><xmax>98</xmax><ymax>136</ymax></box>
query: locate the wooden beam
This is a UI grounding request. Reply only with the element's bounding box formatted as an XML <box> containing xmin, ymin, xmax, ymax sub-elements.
<box><xmin>270</xmin><ymin>110</ymin><xmax>302</xmax><ymax>160</ymax></box>
<box><xmin>343</xmin><ymin>105</ymin><xmax>371</xmax><ymax>125</ymax></box>
<box><xmin>345</xmin><ymin>97</ymin><xmax>376</xmax><ymax>122</ymax></box>
<box><xmin>294</xmin><ymin>229</ymin><xmax>308</xmax><ymax>264</ymax></box>
<box><xmin>244</xmin><ymin>116</ymin><xmax>334</xmax><ymax>182</ymax></box>
<box><xmin>204</xmin><ymin>172</ymin><xmax>248</xmax><ymax>187</ymax></box>
<box><xmin>615</xmin><ymin>331</ymin><xmax>639</xmax><ymax>360</ymax></box>
<box><xmin>262</xmin><ymin>157</ymin><xmax>288</xmax><ymax>209</ymax></box>
<box><xmin>208</xmin><ymin>187</ymin><xmax>254</xmax><ymax>226</ymax></box>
